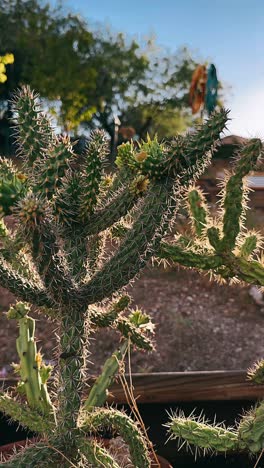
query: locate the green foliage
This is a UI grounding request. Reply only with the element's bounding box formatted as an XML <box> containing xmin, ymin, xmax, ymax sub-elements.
<box><xmin>0</xmin><ymin>86</ymin><xmax>228</xmax><ymax>466</ymax></box>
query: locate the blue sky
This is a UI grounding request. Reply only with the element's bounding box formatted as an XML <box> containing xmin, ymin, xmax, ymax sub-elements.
<box><xmin>52</xmin><ymin>0</ymin><xmax>264</xmax><ymax>137</ymax></box>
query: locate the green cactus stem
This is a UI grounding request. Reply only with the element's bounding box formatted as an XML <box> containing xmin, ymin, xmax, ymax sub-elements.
<box><xmin>80</xmin><ymin>408</ymin><xmax>151</xmax><ymax>468</ymax></box>
<box><xmin>0</xmin><ymin>443</ymin><xmax>57</xmax><ymax>468</ymax></box>
<box><xmin>187</xmin><ymin>188</ymin><xmax>208</xmax><ymax>237</ymax></box>
<box><xmin>7</xmin><ymin>302</ymin><xmax>54</xmax><ymax>418</ymax></box>
<box><xmin>32</xmin><ymin>135</ymin><xmax>74</xmax><ymax>200</ymax></box>
<box><xmin>79</xmin><ymin>177</ymin><xmax>177</xmax><ymax>305</ymax></box>
<box><xmin>84</xmin><ymin>341</ymin><xmax>128</xmax><ymax>410</ymax></box>
<box><xmin>12</xmin><ymin>86</ymin><xmax>54</xmax><ymax>168</ymax></box>
<box><xmin>0</xmin><ymin>257</ymin><xmax>53</xmax><ymax>308</ymax></box>
<box><xmin>79</xmin><ymin>130</ymin><xmax>108</xmax><ymax>218</ymax></box>
<box><xmin>77</xmin><ymin>438</ymin><xmax>121</xmax><ymax>468</ymax></box>
<box><xmin>0</xmin><ymin>393</ymin><xmax>54</xmax><ymax>435</ymax></box>
<box><xmin>220</xmin><ymin>138</ymin><xmax>263</xmax><ymax>252</ymax></box>
<box><xmin>238</xmin><ymin>401</ymin><xmax>264</xmax><ymax>453</ymax></box>
<box><xmin>167</xmin><ymin>412</ymin><xmax>241</xmax><ymax>453</ymax></box>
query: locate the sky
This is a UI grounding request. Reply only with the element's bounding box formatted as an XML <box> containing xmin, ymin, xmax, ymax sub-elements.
<box><xmin>52</xmin><ymin>0</ymin><xmax>264</xmax><ymax>137</ymax></box>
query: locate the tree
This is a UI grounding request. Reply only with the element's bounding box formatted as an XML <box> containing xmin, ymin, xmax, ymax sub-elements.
<box><xmin>0</xmin><ymin>1</ymin><xmax>211</xmax><ymax>154</ymax></box>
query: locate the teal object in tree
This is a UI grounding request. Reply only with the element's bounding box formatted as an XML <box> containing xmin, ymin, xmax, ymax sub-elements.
<box><xmin>205</xmin><ymin>64</ymin><xmax>218</xmax><ymax>115</ymax></box>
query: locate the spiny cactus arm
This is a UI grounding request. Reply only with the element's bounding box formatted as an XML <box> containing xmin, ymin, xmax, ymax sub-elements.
<box><xmin>64</xmin><ymin>231</ymin><xmax>88</xmax><ymax>283</ymax></box>
<box><xmin>0</xmin><ymin>255</ymin><xmax>54</xmax><ymax>308</ymax></box>
<box><xmin>167</xmin><ymin>412</ymin><xmax>242</xmax><ymax>453</ymax></box>
<box><xmin>79</xmin><ymin>129</ymin><xmax>109</xmax><ymax>219</ymax></box>
<box><xmin>83</xmin><ymin>184</ymin><xmax>139</xmax><ymax>237</ymax></box>
<box><xmin>186</xmin><ymin>187</ymin><xmax>208</xmax><ymax>237</ymax></box>
<box><xmin>79</xmin><ymin>178</ymin><xmax>177</xmax><ymax>305</ymax></box>
<box><xmin>0</xmin><ymin>444</ymin><xmax>57</xmax><ymax>468</ymax></box>
<box><xmin>32</xmin><ymin>135</ymin><xmax>75</xmax><ymax>200</ymax></box>
<box><xmin>159</xmin><ymin>242</ymin><xmax>264</xmax><ymax>285</ymax></box>
<box><xmin>239</xmin><ymin>233</ymin><xmax>259</xmax><ymax>259</ymax></box>
<box><xmin>30</xmin><ymin>221</ymin><xmax>74</xmax><ymax>302</ymax></box>
<box><xmin>158</xmin><ymin>241</ymin><xmax>223</xmax><ymax>270</ymax></box>
<box><xmin>223</xmin><ymin>254</ymin><xmax>264</xmax><ymax>286</ymax></box>
<box><xmin>12</xmin><ymin>86</ymin><xmax>55</xmax><ymax>168</ymax></box>
<box><xmin>166</xmin><ymin>109</ymin><xmax>229</xmax><ymax>178</ymax></box>
<box><xmin>83</xmin><ymin>341</ymin><xmax>128</xmax><ymax>410</ymax></box>
<box><xmin>220</xmin><ymin>139</ymin><xmax>263</xmax><ymax>252</ymax></box>
<box><xmin>115</xmin><ymin>316</ymin><xmax>154</xmax><ymax>351</ymax></box>
<box><xmin>87</xmin><ymin>233</ymin><xmax>106</xmax><ymax>274</ymax></box>
<box><xmin>238</xmin><ymin>400</ymin><xmax>264</xmax><ymax>453</ymax></box>
<box><xmin>80</xmin><ymin>408</ymin><xmax>151</xmax><ymax>468</ymax></box>
<box><xmin>77</xmin><ymin>438</ymin><xmax>121</xmax><ymax>468</ymax></box>
<box><xmin>0</xmin><ymin>393</ymin><xmax>54</xmax><ymax>435</ymax></box>
<box><xmin>52</xmin><ymin>170</ymin><xmax>82</xmax><ymax>227</ymax></box>
<box><xmin>16</xmin><ymin>197</ymin><xmax>75</xmax><ymax>302</ymax></box>
<box><xmin>89</xmin><ymin>295</ymin><xmax>131</xmax><ymax>327</ymax></box>
<box><xmin>7</xmin><ymin>303</ymin><xmax>55</xmax><ymax>419</ymax></box>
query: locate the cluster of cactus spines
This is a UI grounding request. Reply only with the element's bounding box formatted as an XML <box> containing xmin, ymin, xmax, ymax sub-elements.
<box><xmin>0</xmin><ymin>85</ymin><xmax>239</xmax><ymax>466</ymax></box>
<box><xmin>84</xmin><ymin>341</ymin><xmax>128</xmax><ymax>410</ymax></box>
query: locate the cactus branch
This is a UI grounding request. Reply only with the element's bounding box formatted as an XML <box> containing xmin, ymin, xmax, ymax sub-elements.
<box><xmin>80</xmin><ymin>408</ymin><xmax>151</xmax><ymax>468</ymax></box>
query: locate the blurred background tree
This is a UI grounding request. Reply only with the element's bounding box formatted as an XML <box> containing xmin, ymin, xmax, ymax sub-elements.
<box><xmin>0</xmin><ymin>0</ymin><xmax>209</xmax><ymax>156</ymax></box>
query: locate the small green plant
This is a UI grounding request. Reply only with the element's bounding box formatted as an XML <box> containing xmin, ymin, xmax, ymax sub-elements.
<box><xmin>0</xmin><ymin>86</ymin><xmax>228</xmax><ymax>466</ymax></box>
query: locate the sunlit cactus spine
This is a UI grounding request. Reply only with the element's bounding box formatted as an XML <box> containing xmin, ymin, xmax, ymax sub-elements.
<box><xmin>0</xmin><ymin>85</ymin><xmax>228</xmax><ymax>466</ymax></box>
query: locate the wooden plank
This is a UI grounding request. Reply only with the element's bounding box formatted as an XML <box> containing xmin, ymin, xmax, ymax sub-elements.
<box><xmin>2</xmin><ymin>371</ymin><xmax>264</xmax><ymax>404</ymax></box>
<box><xmin>106</xmin><ymin>371</ymin><xmax>264</xmax><ymax>403</ymax></box>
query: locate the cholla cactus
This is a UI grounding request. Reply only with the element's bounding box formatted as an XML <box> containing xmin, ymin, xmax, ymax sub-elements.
<box><xmin>0</xmin><ymin>86</ymin><xmax>228</xmax><ymax>467</ymax></box>
<box><xmin>163</xmin><ymin>139</ymin><xmax>264</xmax><ymax>460</ymax></box>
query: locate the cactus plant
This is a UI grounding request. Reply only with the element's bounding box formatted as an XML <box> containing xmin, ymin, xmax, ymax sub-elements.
<box><xmin>0</xmin><ymin>85</ymin><xmax>229</xmax><ymax>467</ymax></box>
<box><xmin>1</xmin><ymin>85</ymin><xmax>264</xmax><ymax>466</ymax></box>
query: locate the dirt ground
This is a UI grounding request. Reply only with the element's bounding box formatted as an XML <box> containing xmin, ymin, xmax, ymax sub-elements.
<box><xmin>1</xmin><ymin>264</ymin><xmax>264</xmax><ymax>378</ymax></box>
